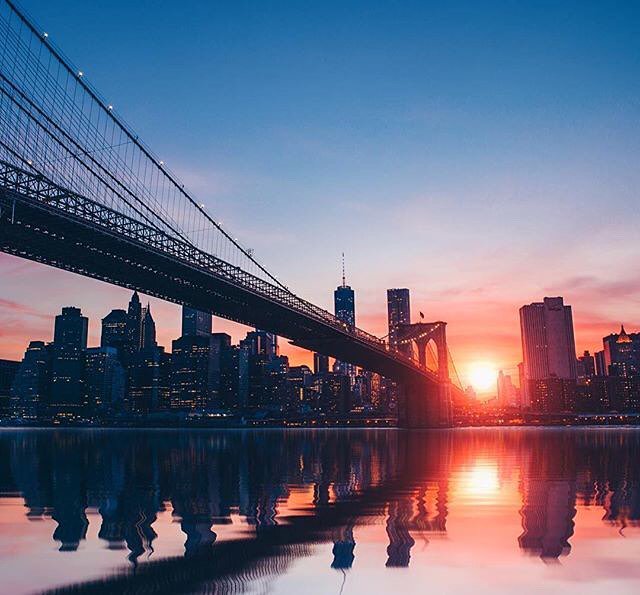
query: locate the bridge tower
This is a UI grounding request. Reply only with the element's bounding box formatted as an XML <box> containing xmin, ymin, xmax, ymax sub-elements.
<box><xmin>396</xmin><ymin>322</ymin><xmax>452</xmax><ymax>428</ymax></box>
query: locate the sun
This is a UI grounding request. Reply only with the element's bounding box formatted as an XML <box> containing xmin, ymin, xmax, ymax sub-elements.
<box><xmin>468</xmin><ymin>362</ymin><xmax>498</xmax><ymax>392</ymax></box>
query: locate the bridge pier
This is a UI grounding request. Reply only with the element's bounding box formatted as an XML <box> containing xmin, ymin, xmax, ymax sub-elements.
<box><xmin>397</xmin><ymin>380</ymin><xmax>452</xmax><ymax>429</ymax></box>
<box><xmin>395</xmin><ymin>321</ymin><xmax>452</xmax><ymax>428</ymax></box>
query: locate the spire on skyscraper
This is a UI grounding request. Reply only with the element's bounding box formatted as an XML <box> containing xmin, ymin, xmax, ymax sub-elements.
<box><xmin>341</xmin><ymin>252</ymin><xmax>346</xmax><ymax>288</ymax></box>
<box><xmin>617</xmin><ymin>325</ymin><xmax>632</xmax><ymax>343</ymax></box>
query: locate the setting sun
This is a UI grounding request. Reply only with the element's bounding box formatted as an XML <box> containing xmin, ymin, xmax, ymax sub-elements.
<box><xmin>468</xmin><ymin>363</ymin><xmax>498</xmax><ymax>392</ymax></box>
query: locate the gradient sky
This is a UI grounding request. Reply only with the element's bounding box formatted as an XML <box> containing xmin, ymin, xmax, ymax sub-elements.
<box><xmin>1</xmin><ymin>0</ymin><xmax>640</xmax><ymax>390</ymax></box>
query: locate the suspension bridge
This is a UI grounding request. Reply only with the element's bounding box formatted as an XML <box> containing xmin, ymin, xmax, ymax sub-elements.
<box><xmin>0</xmin><ymin>0</ymin><xmax>463</xmax><ymax>427</ymax></box>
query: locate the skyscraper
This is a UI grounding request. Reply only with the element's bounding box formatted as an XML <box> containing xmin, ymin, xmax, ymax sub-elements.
<box><xmin>100</xmin><ymin>309</ymin><xmax>128</xmax><ymax>353</ymax></box>
<box><xmin>313</xmin><ymin>352</ymin><xmax>329</xmax><ymax>375</ymax></box>
<box><xmin>334</xmin><ymin>256</ymin><xmax>356</xmax><ymax>379</ymax></box>
<box><xmin>10</xmin><ymin>341</ymin><xmax>51</xmax><ymax>419</ymax></box>
<box><xmin>497</xmin><ymin>370</ymin><xmax>517</xmax><ymax>407</ymax></box>
<box><xmin>387</xmin><ymin>288</ymin><xmax>411</xmax><ymax>353</ymax></box>
<box><xmin>171</xmin><ymin>335</ymin><xmax>214</xmax><ymax>410</ymax></box>
<box><xmin>576</xmin><ymin>350</ymin><xmax>596</xmax><ymax>383</ymax></box>
<box><xmin>0</xmin><ymin>359</ymin><xmax>19</xmax><ymax>418</ymax></box>
<box><xmin>126</xmin><ymin>291</ymin><xmax>142</xmax><ymax>352</ymax></box>
<box><xmin>84</xmin><ymin>347</ymin><xmax>125</xmax><ymax>413</ymax></box>
<box><xmin>334</xmin><ymin>284</ymin><xmax>355</xmax><ymax>328</ymax></box>
<box><xmin>519</xmin><ymin>297</ymin><xmax>577</xmax><ymax>411</ymax></box>
<box><xmin>594</xmin><ymin>350</ymin><xmax>607</xmax><ymax>376</ymax></box>
<box><xmin>243</xmin><ymin>330</ymin><xmax>279</xmax><ymax>357</ymax></box>
<box><xmin>140</xmin><ymin>304</ymin><xmax>157</xmax><ymax>349</ymax></box>
<box><xmin>209</xmin><ymin>333</ymin><xmax>232</xmax><ymax>407</ymax></box>
<box><xmin>602</xmin><ymin>326</ymin><xmax>640</xmax><ymax>377</ymax></box>
<box><xmin>53</xmin><ymin>307</ymin><xmax>88</xmax><ymax>350</ymax></box>
<box><xmin>129</xmin><ymin>345</ymin><xmax>170</xmax><ymax>413</ymax></box>
<box><xmin>182</xmin><ymin>306</ymin><xmax>212</xmax><ymax>338</ymax></box>
<box><xmin>50</xmin><ymin>307</ymin><xmax>88</xmax><ymax>415</ymax></box>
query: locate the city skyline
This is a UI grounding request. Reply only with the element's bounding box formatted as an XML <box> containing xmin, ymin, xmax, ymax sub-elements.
<box><xmin>1</xmin><ymin>0</ymin><xmax>640</xmax><ymax>390</ymax></box>
<box><xmin>1</xmin><ymin>259</ymin><xmax>636</xmax><ymax>394</ymax></box>
<box><xmin>2</xmin><ymin>2</ymin><xmax>640</xmax><ymax>593</ymax></box>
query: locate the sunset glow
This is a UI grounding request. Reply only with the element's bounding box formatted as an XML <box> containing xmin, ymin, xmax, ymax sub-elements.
<box><xmin>467</xmin><ymin>362</ymin><xmax>498</xmax><ymax>393</ymax></box>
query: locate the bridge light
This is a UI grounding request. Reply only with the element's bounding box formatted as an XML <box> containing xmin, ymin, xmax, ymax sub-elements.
<box><xmin>78</xmin><ymin>71</ymin><xmax>84</xmax><ymax>77</ymax></box>
<box><xmin>43</xmin><ymin>32</ymin><xmax>49</xmax><ymax>38</ymax></box>
<box><xmin>107</xmin><ymin>104</ymin><xmax>113</xmax><ymax>111</ymax></box>
<box><xmin>200</xmin><ymin>203</ymin><xmax>205</xmax><ymax>208</ymax></box>
<box><xmin>159</xmin><ymin>160</ymin><xmax>164</xmax><ymax>166</ymax></box>
<box><xmin>27</xmin><ymin>160</ymin><xmax>32</xmax><ymax>165</ymax></box>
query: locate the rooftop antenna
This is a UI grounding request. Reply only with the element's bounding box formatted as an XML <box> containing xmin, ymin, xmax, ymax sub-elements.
<box><xmin>341</xmin><ymin>252</ymin><xmax>346</xmax><ymax>287</ymax></box>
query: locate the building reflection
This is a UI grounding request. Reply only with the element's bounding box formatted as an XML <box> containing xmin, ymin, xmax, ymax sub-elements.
<box><xmin>0</xmin><ymin>429</ymin><xmax>639</xmax><ymax>590</ymax></box>
<box><xmin>518</xmin><ymin>434</ymin><xmax>577</xmax><ymax>559</ymax></box>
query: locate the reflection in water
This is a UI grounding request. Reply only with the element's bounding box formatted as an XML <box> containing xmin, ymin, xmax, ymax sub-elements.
<box><xmin>0</xmin><ymin>429</ymin><xmax>640</xmax><ymax>593</ymax></box>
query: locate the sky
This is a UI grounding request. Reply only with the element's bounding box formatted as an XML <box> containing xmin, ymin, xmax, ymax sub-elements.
<box><xmin>1</xmin><ymin>0</ymin><xmax>640</xmax><ymax>391</ymax></box>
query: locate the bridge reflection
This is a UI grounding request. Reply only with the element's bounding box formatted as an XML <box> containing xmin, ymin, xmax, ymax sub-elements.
<box><xmin>1</xmin><ymin>429</ymin><xmax>640</xmax><ymax>592</ymax></box>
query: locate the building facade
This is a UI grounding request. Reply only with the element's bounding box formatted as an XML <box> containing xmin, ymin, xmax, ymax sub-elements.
<box><xmin>387</xmin><ymin>288</ymin><xmax>411</xmax><ymax>353</ymax></box>
<box><xmin>519</xmin><ymin>297</ymin><xmax>577</xmax><ymax>411</ymax></box>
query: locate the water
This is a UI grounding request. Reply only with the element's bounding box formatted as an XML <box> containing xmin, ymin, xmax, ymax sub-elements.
<box><xmin>0</xmin><ymin>428</ymin><xmax>639</xmax><ymax>594</ymax></box>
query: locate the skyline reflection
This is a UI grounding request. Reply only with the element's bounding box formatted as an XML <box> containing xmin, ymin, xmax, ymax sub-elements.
<box><xmin>1</xmin><ymin>429</ymin><xmax>640</xmax><ymax>593</ymax></box>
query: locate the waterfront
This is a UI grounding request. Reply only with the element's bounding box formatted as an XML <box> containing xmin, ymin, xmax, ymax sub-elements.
<box><xmin>0</xmin><ymin>428</ymin><xmax>639</xmax><ymax>594</ymax></box>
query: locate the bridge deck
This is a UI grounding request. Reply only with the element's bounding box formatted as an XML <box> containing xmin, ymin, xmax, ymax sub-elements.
<box><xmin>0</xmin><ymin>161</ymin><xmax>437</xmax><ymax>386</ymax></box>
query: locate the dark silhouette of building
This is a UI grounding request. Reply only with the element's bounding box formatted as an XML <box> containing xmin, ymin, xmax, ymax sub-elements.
<box><xmin>243</xmin><ymin>330</ymin><xmax>278</xmax><ymax>358</ymax></box>
<box><xmin>594</xmin><ymin>350</ymin><xmax>606</xmax><ymax>376</ymax></box>
<box><xmin>227</xmin><ymin>344</ymin><xmax>250</xmax><ymax>408</ymax></box>
<box><xmin>288</xmin><ymin>365</ymin><xmax>314</xmax><ymax>410</ymax></box>
<box><xmin>322</xmin><ymin>373</ymin><xmax>351</xmax><ymax>415</ymax></box>
<box><xmin>140</xmin><ymin>304</ymin><xmax>157</xmax><ymax>350</ymax></box>
<box><xmin>171</xmin><ymin>335</ymin><xmax>214</xmax><ymax>410</ymax></box>
<box><xmin>0</xmin><ymin>359</ymin><xmax>19</xmax><ymax>418</ymax></box>
<box><xmin>576</xmin><ymin>350</ymin><xmax>596</xmax><ymax>383</ymax></box>
<box><xmin>603</xmin><ymin>326</ymin><xmax>640</xmax><ymax>378</ymax></box>
<box><xmin>126</xmin><ymin>291</ymin><xmax>143</xmax><ymax>354</ymax></box>
<box><xmin>129</xmin><ymin>346</ymin><xmax>170</xmax><ymax>413</ymax></box>
<box><xmin>10</xmin><ymin>341</ymin><xmax>51</xmax><ymax>418</ymax></box>
<box><xmin>182</xmin><ymin>306</ymin><xmax>212</xmax><ymax>338</ymax></box>
<box><xmin>85</xmin><ymin>347</ymin><xmax>126</xmax><ymax>413</ymax></box>
<box><xmin>387</xmin><ymin>288</ymin><xmax>411</xmax><ymax>354</ymax></box>
<box><xmin>251</xmin><ymin>355</ymin><xmax>290</xmax><ymax>411</ymax></box>
<box><xmin>520</xmin><ymin>297</ymin><xmax>577</xmax><ymax>411</ymax></box>
<box><xmin>209</xmin><ymin>333</ymin><xmax>233</xmax><ymax>408</ymax></box>
<box><xmin>313</xmin><ymin>352</ymin><xmax>329</xmax><ymax>375</ymax></box>
<box><xmin>238</xmin><ymin>331</ymin><xmax>290</xmax><ymax>411</ymax></box>
<box><xmin>53</xmin><ymin>306</ymin><xmax>88</xmax><ymax>349</ymax></box>
<box><xmin>333</xmin><ymin>261</ymin><xmax>356</xmax><ymax>380</ymax></box>
<box><xmin>100</xmin><ymin>309</ymin><xmax>128</xmax><ymax>354</ymax></box>
<box><xmin>50</xmin><ymin>307</ymin><xmax>88</xmax><ymax>416</ymax></box>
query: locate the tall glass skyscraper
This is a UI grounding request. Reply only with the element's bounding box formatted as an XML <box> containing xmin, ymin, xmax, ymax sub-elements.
<box><xmin>182</xmin><ymin>306</ymin><xmax>212</xmax><ymax>338</ymax></box>
<box><xmin>50</xmin><ymin>307</ymin><xmax>88</xmax><ymax>414</ymax></box>
<box><xmin>334</xmin><ymin>262</ymin><xmax>356</xmax><ymax>379</ymax></box>
<box><xmin>519</xmin><ymin>296</ymin><xmax>577</xmax><ymax>410</ymax></box>
<box><xmin>387</xmin><ymin>288</ymin><xmax>411</xmax><ymax>352</ymax></box>
<box><xmin>126</xmin><ymin>291</ymin><xmax>142</xmax><ymax>353</ymax></box>
<box><xmin>334</xmin><ymin>284</ymin><xmax>355</xmax><ymax>327</ymax></box>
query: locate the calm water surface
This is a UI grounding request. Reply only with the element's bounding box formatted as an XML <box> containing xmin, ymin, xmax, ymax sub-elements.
<box><xmin>1</xmin><ymin>428</ymin><xmax>639</xmax><ymax>594</ymax></box>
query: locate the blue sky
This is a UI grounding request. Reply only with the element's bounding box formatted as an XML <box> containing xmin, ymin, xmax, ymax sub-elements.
<box><xmin>2</xmin><ymin>0</ymin><xmax>640</xmax><ymax>381</ymax></box>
